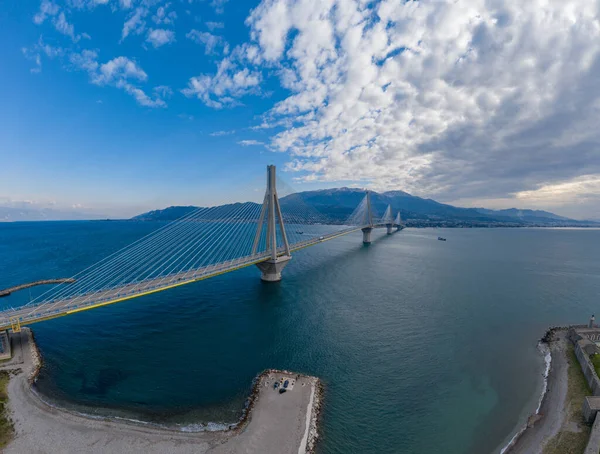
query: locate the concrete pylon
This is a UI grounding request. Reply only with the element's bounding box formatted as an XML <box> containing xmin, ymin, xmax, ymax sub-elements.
<box><xmin>253</xmin><ymin>165</ymin><xmax>291</xmax><ymax>282</ymax></box>
<box><xmin>395</xmin><ymin>212</ymin><xmax>404</xmax><ymax>231</ymax></box>
<box><xmin>362</xmin><ymin>190</ymin><xmax>374</xmax><ymax>244</ymax></box>
<box><xmin>386</xmin><ymin>224</ymin><xmax>393</xmax><ymax>235</ymax></box>
<box><xmin>362</xmin><ymin>227</ymin><xmax>372</xmax><ymax>244</ymax></box>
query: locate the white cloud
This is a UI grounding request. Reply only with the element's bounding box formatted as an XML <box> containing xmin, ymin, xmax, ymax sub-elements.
<box><xmin>119</xmin><ymin>0</ymin><xmax>132</xmax><ymax>9</ymax></box>
<box><xmin>238</xmin><ymin>140</ymin><xmax>264</xmax><ymax>146</ymax></box>
<box><xmin>210</xmin><ymin>130</ymin><xmax>235</xmax><ymax>136</ymax></box>
<box><xmin>146</xmin><ymin>28</ymin><xmax>175</xmax><ymax>48</ymax></box>
<box><xmin>152</xmin><ymin>5</ymin><xmax>177</xmax><ymax>25</ymax></box>
<box><xmin>69</xmin><ymin>49</ymin><xmax>99</xmax><ymax>72</ymax></box>
<box><xmin>122</xmin><ymin>7</ymin><xmax>147</xmax><ymax>41</ymax></box>
<box><xmin>182</xmin><ymin>0</ymin><xmax>600</xmax><ymax>216</ymax></box>
<box><xmin>210</xmin><ymin>0</ymin><xmax>228</xmax><ymax>15</ymax></box>
<box><xmin>22</xmin><ymin>47</ymin><xmax>43</xmax><ymax>73</ymax></box>
<box><xmin>182</xmin><ymin>58</ymin><xmax>261</xmax><ymax>108</ymax></box>
<box><xmin>66</xmin><ymin>0</ymin><xmax>112</xmax><ymax>9</ymax></box>
<box><xmin>122</xmin><ymin>83</ymin><xmax>166</xmax><ymax>107</ymax></box>
<box><xmin>53</xmin><ymin>12</ymin><xmax>78</xmax><ymax>41</ymax></box>
<box><xmin>33</xmin><ymin>0</ymin><xmax>59</xmax><ymax>25</ymax></box>
<box><xmin>186</xmin><ymin>30</ymin><xmax>228</xmax><ymax>55</ymax></box>
<box><xmin>70</xmin><ymin>52</ymin><xmax>167</xmax><ymax>108</ymax></box>
<box><xmin>206</xmin><ymin>21</ymin><xmax>224</xmax><ymax>31</ymax></box>
<box><xmin>22</xmin><ymin>37</ymin><xmax>65</xmax><ymax>72</ymax></box>
<box><xmin>153</xmin><ymin>85</ymin><xmax>173</xmax><ymax>97</ymax></box>
<box><xmin>93</xmin><ymin>56</ymin><xmax>147</xmax><ymax>84</ymax></box>
<box><xmin>515</xmin><ymin>175</ymin><xmax>600</xmax><ymax>206</ymax></box>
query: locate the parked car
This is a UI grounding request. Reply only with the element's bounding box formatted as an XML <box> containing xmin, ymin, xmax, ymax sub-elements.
<box><xmin>283</xmin><ymin>380</ymin><xmax>289</xmax><ymax>388</ymax></box>
<box><xmin>274</xmin><ymin>382</ymin><xmax>279</xmax><ymax>389</ymax></box>
<box><xmin>279</xmin><ymin>388</ymin><xmax>287</xmax><ymax>394</ymax></box>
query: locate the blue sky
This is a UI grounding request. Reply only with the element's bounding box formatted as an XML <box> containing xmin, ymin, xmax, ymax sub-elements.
<box><xmin>0</xmin><ymin>0</ymin><xmax>324</xmax><ymax>217</ymax></box>
<box><xmin>1</xmin><ymin>0</ymin><xmax>600</xmax><ymax>219</ymax></box>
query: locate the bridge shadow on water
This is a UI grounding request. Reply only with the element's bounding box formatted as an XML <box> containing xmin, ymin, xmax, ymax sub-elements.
<box><xmin>278</xmin><ymin>228</ymin><xmax>399</xmax><ymax>282</ymax></box>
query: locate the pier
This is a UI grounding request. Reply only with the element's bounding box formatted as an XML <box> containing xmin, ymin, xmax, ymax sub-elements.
<box><xmin>0</xmin><ymin>279</ymin><xmax>75</xmax><ymax>298</ymax></box>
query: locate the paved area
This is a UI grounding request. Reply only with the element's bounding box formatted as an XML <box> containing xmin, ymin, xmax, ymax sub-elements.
<box><xmin>212</xmin><ymin>372</ymin><xmax>314</xmax><ymax>454</ymax></box>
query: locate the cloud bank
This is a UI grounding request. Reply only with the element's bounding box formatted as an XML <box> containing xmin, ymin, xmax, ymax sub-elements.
<box><xmin>186</xmin><ymin>0</ymin><xmax>600</xmax><ymax>216</ymax></box>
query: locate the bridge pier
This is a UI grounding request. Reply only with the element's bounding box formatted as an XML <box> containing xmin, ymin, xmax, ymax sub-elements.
<box><xmin>362</xmin><ymin>227</ymin><xmax>372</xmax><ymax>244</ymax></box>
<box><xmin>256</xmin><ymin>256</ymin><xmax>291</xmax><ymax>282</ymax></box>
<box><xmin>386</xmin><ymin>224</ymin><xmax>393</xmax><ymax>235</ymax></box>
<box><xmin>396</xmin><ymin>225</ymin><xmax>404</xmax><ymax>231</ymax></box>
<box><xmin>254</xmin><ymin>165</ymin><xmax>292</xmax><ymax>282</ymax></box>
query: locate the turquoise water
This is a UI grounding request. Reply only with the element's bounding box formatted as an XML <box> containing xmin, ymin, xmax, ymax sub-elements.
<box><xmin>2</xmin><ymin>223</ymin><xmax>600</xmax><ymax>453</ymax></box>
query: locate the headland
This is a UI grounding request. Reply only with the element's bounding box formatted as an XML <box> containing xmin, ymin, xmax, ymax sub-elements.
<box><xmin>0</xmin><ymin>329</ymin><xmax>322</xmax><ymax>454</ymax></box>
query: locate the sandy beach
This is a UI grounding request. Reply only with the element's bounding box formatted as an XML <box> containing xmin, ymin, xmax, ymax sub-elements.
<box><xmin>0</xmin><ymin>329</ymin><xmax>320</xmax><ymax>454</ymax></box>
<box><xmin>503</xmin><ymin>330</ymin><xmax>569</xmax><ymax>454</ymax></box>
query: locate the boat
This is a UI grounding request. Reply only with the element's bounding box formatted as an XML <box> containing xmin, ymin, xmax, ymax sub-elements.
<box><xmin>296</xmin><ymin>231</ymin><xmax>304</xmax><ymax>234</ymax></box>
<box><xmin>438</xmin><ymin>237</ymin><xmax>447</xmax><ymax>241</ymax></box>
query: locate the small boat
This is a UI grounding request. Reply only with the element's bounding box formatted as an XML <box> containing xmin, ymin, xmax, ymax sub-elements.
<box><xmin>296</xmin><ymin>231</ymin><xmax>304</xmax><ymax>234</ymax></box>
<box><xmin>438</xmin><ymin>237</ymin><xmax>447</xmax><ymax>241</ymax></box>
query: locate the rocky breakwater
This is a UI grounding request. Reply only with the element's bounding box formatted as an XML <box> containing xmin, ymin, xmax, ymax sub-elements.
<box><xmin>231</xmin><ymin>369</ymin><xmax>324</xmax><ymax>454</ymax></box>
<box><xmin>306</xmin><ymin>377</ymin><xmax>323</xmax><ymax>454</ymax></box>
<box><xmin>26</xmin><ymin>329</ymin><xmax>42</xmax><ymax>383</ymax></box>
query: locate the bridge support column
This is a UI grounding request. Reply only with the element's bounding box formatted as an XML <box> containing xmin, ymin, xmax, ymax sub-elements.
<box><xmin>256</xmin><ymin>256</ymin><xmax>291</xmax><ymax>282</ymax></box>
<box><xmin>396</xmin><ymin>225</ymin><xmax>403</xmax><ymax>231</ymax></box>
<box><xmin>362</xmin><ymin>227</ymin><xmax>372</xmax><ymax>244</ymax></box>
<box><xmin>254</xmin><ymin>165</ymin><xmax>292</xmax><ymax>282</ymax></box>
<box><xmin>386</xmin><ymin>224</ymin><xmax>393</xmax><ymax>235</ymax></box>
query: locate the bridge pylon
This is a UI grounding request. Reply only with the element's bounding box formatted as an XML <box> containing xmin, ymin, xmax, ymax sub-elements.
<box><xmin>382</xmin><ymin>204</ymin><xmax>394</xmax><ymax>234</ymax></box>
<box><xmin>394</xmin><ymin>212</ymin><xmax>404</xmax><ymax>231</ymax></box>
<box><xmin>253</xmin><ymin>165</ymin><xmax>291</xmax><ymax>282</ymax></box>
<box><xmin>362</xmin><ymin>190</ymin><xmax>374</xmax><ymax>244</ymax></box>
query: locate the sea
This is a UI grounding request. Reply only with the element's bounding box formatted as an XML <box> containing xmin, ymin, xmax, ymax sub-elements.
<box><xmin>1</xmin><ymin>222</ymin><xmax>600</xmax><ymax>454</ymax></box>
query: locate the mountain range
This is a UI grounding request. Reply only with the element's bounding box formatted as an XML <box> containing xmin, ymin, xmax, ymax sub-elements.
<box><xmin>132</xmin><ymin>188</ymin><xmax>598</xmax><ymax>227</ymax></box>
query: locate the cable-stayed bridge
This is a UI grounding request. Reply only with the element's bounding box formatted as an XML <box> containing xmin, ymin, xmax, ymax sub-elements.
<box><xmin>0</xmin><ymin>166</ymin><xmax>404</xmax><ymax>332</ymax></box>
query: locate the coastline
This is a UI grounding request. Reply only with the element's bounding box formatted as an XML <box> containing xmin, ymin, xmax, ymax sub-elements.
<box><xmin>501</xmin><ymin>328</ymin><xmax>568</xmax><ymax>454</ymax></box>
<box><xmin>0</xmin><ymin>329</ymin><xmax>322</xmax><ymax>453</ymax></box>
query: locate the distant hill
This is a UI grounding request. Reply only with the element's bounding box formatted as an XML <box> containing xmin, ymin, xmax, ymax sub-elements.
<box><xmin>475</xmin><ymin>208</ymin><xmax>571</xmax><ymax>223</ymax></box>
<box><xmin>132</xmin><ymin>206</ymin><xmax>198</xmax><ymax>221</ymax></box>
<box><xmin>132</xmin><ymin>188</ymin><xmax>598</xmax><ymax>227</ymax></box>
<box><xmin>0</xmin><ymin>206</ymin><xmax>105</xmax><ymax>222</ymax></box>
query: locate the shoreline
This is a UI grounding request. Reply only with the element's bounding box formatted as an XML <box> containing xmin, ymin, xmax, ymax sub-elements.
<box><xmin>499</xmin><ymin>340</ymin><xmax>552</xmax><ymax>453</ymax></box>
<box><xmin>1</xmin><ymin>329</ymin><xmax>323</xmax><ymax>453</ymax></box>
<box><xmin>501</xmin><ymin>328</ymin><xmax>569</xmax><ymax>454</ymax></box>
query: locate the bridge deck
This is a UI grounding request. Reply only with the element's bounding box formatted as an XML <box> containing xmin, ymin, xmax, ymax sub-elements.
<box><xmin>0</xmin><ymin>226</ymin><xmax>375</xmax><ymax>330</ymax></box>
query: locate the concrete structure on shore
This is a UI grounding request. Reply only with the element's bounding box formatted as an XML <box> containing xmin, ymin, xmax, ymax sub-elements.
<box><xmin>0</xmin><ymin>330</ymin><xmax>11</xmax><ymax>360</ymax></box>
<box><xmin>0</xmin><ymin>329</ymin><xmax>322</xmax><ymax>454</ymax></box>
<box><xmin>568</xmin><ymin>324</ymin><xmax>600</xmax><ymax>454</ymax></box>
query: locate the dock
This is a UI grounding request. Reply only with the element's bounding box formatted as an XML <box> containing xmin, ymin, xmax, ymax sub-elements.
<box><xmin>0</xmin><ymin>278</ymin><xmax>75</xmax><ymax>298</ymax></box>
